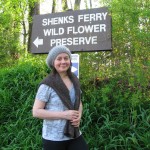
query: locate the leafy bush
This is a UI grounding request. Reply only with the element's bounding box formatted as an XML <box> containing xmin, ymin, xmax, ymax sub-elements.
<box><xmin>81</xmin><ymin>76</ymin><xmax>150</xmax><ymax>150</ymax></box>
<box><xmin>0</xmin><ymin>57</ymin><xmax>150</xmax><ymax>150</ymax></box>
<box><xmin>0</xmin><ymin>56</ymin><xmax>46</xmax><ymax>149</ymax></box>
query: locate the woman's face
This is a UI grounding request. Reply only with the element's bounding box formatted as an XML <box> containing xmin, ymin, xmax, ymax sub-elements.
<box><xmin>54</xmin><ymin>53</ymin><xmax>71</xmax><ymax>74</ymax></box>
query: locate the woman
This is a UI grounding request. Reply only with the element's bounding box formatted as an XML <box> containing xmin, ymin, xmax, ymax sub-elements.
<box><xmin>32</xmin><ymin>45</ymin><xmax>88</xmax><ymax>150</ymax></box>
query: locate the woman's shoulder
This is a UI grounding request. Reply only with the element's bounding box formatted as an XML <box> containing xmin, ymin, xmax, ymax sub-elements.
<box><xmin>38</xmin><ymin>84</ymin><xmax>53</xmax><ymax>93</ymax></box>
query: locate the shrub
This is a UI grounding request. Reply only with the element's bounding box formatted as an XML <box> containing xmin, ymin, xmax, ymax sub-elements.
<box><xmin>0</xmin><ymin>57</ymin><xmax>46</xmax><ymax>149</ymax></box>
<box><xmin>0</xmin><ymin>58</ymin><xmax>150</xmax><ymax>149</ymax></box>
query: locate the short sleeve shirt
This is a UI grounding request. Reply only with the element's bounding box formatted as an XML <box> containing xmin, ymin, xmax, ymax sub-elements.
<box><xmin>35</xmin><ymin>84</ymin><xmax>80</xmax><ymax>141</ymax></box>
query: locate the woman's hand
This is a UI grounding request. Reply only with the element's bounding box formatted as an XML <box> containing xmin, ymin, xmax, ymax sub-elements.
<box><xmin>70</xmin><ymin>111</ymin><xmax>81</xmax><ymax>127</ymax></box>
<box><xmin>64</xmin><ymin>110</ymin><xmax>79</xmax><ymax>121</ymax></box>
<box><xmin>63</xmin><ymin>110</ymin><xmax>81</xmax><ymax>127</ymax></box>
<box><xmin>64</xmin><ymin>102</ymin><xmax>83</xmax><ymax>127</ymax></box>
<box><xmin>70</xmin><ymin>117</ymin><xmax>81</xmax><ymax>127</ymax></box>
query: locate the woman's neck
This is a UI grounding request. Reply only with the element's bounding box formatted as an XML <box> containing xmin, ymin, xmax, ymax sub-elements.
<box><xmin>59</xmin><ymin>72</ymin><xmax>72</xmax><ymax>90</ymax></box>
<box><xmin>59</xmin><ymin>72</ymin><xmax>68</xmax><ymax>79</ymax></box>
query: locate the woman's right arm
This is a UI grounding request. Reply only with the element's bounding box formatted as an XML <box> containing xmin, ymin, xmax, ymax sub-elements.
<box><xmin>32</xmin><ymin>84</ymin><xmax>66</xmax><ymax>120</ymax></box>
<box><xmin>32</xmin><ymin>99</ymin><xmax>65</xmax><ymax>120</ymax></box>
<box><xmin>32</xmin><ymin>99</ymin><xmax>80</xmax><ymax>121</ymax></box>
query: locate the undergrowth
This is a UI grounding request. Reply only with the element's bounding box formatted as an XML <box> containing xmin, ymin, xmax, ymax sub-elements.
<box><xmin>0</xmin><ymin>58</ymin><xmax>150</xmax><ymax>150</ymax></box>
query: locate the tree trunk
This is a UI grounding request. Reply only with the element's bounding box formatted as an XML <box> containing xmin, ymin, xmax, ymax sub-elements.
<box><xmin>27</xmin><ymin>1</ymin><xmax>40</xmax><ymax>52</ymax></box>
<box><xmin>74</xmin><ymin>0</ymin><xmax>81</xmax><ymax>10</ymax></box>
<box><xmin>62</xmin><ymin>0</ymin><xmax>69</xmax><ymax>11</ymax></box>
<box><xmin>52</xmin><ymin>0</ymin><xmax>56</xmax><ymax>13</ymax></box>
<box><xmin>89</xmin><ymin>0</ymin><xmax>92</xmax><ymax>8</ymax></box>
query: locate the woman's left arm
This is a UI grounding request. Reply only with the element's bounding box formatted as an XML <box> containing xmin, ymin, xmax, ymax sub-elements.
<box><xmin>71</xmin><ymin>101</ymin><xmax>83</xmax><ymax>127</ymax></box>
<box><xmin>78</xmin><ymin>101</ymin><xmax>83</xmax><ymax>120</ymax></box>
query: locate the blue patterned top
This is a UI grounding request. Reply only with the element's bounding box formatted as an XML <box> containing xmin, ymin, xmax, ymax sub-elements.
<box><xmin>35</xmin><ymin>84</ymin><xmax>81</xmax><ymax>141</ymax></box>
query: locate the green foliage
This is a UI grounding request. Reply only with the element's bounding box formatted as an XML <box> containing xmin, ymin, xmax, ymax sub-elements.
<box><xmin>0</xmin><ymin>0</ymin><xmax>150</xmax><ymax>149</ymax></box>
<box><xmin>0</xmin><ymin>55</ymin><xmax>47</xmax><ymax>149</ymax></box>
<box><xmin>81</xmin><ymin>76</ymin><xmax>150</xmax><ymax>149</ymax></box>
<box><xmin>0</xmin><ymin>0</ymin><xmax>22</xmax><ymax>66</ymax></box>
<box><xmin>0</xmin><ymin>55</ymin><xmax>150</xmax><ymax>149</ymax></box>
<box><xmin>0</xmin><ymin>0</ymin><xmax>39</xmax><ymax>67</ymax></box>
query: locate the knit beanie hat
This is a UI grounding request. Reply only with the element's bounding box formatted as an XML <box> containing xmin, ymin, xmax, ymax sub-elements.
<box><xmin>46</xmin><ymin>45</ymin><xmax>72</xmax><ymax>68</ymax></box>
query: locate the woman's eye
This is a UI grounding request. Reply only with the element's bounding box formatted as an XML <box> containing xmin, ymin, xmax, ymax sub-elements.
<box><xmin>57</xmin><ymin>58</ymin><xmax>62</xmax><ymax>61</ymax></box>
<box><xmin>64</xmin><ymin>57</ymin><xmax>69</xmax><ymax>60</ymax></box>
<box><xmin>56</xmin><ymin>57</ymin><xmax>69</xmax><ymax>61</ymax></box>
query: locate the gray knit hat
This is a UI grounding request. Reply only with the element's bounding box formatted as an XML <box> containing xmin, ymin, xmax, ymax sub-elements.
<box><xmin>46</xmin><ymin>45</ymin><xmax>72</xmax><ymax>68</ymax></box>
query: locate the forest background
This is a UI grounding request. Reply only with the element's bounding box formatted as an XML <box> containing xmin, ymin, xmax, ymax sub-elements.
<box><xmin>0</xmin><ymin>0</ymin><xmax>150</xmax><ymax>149</ymax></box>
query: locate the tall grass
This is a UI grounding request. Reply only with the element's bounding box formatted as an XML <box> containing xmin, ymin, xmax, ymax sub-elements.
<box><xmin>81</xmin><ymin>77</ymin><xmax>150</xmax><ymax>150</ymax></box>
<box><xmin>0</xmin><ymin>57</ymin><xmax>150</xmax><ymax>149</ymax></box>
<box><xmin>0</xmin><ymin>57</ymin><xmax>46</xmax><ymax>149</ymax></box>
